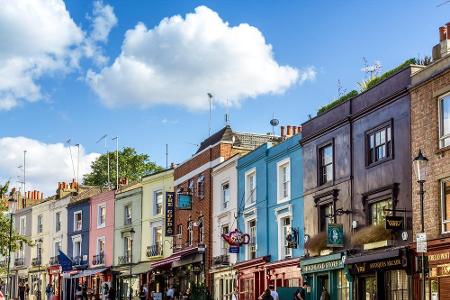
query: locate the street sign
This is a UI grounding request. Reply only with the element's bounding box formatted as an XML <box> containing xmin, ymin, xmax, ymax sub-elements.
<box><xmin>416</xmin><ymin>232</ymin><xmax>427</xmax><ymax>253</ymax></box>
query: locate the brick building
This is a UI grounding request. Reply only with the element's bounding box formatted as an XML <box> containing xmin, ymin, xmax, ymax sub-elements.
<box><xmin>158</xmin><ymin>125</ymin><xmax>279</xmax><ymax>295</ymax></box>
<box><xmin>410</xmin><ymin>23</ymin><xmax>450</xmax><ymax>299</ymax></box>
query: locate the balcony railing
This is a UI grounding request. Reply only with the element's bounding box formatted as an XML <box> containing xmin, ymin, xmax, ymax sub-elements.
<box><xmin>118</xmin><ymin>255</ymin><xmax>132</xmax><ymax>265</ymax></box>
<box><xmin>31</xmin><ymin>257</ymin><xmax>42</xmax><ymax>266</ymax></box>
<box><xmin>92</xmin><ymin>254</ymin><xmax>105</xmax><ymax>265</ymax></box>
<box><xmin>73</xmin><ymin>256</ymin><xmax>86</xmax><ymax>266</ymax></box>
<box><xmin>49</xmin><ymin>256</ymin><xmax>59</xmax><ymax>265</ymax></box>
<box><xmin>14</xmin><ymin>258</ymin><xmax>24</xmax><ymax>267</ymax></box>
<box><xmin>212</xmin><ymin>255</ymin><xmax>229</xmax><ymax>266</ymax></box>
<box><xmin>146</xmin><ymin>244</ymin><xmax>163</xmax><ymax>257</ymax></box>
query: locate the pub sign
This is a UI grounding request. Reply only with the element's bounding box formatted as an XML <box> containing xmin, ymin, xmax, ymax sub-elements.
<box><xmin>178</xmin><ymin>194</ymin><xmax>192</xmax><ymax>210</ymax></box>
<box><xmin>165</xmin><ymin>192</ymin><xmax>175</xmax><ymax>236</ymax></box>
<box><xmin>327</xmin><ymin>223</ymin><xmax>344</xmax><ymax>247</ymax></box>
<box><xmin>385</xmin><ymin>216</ymin><xmax>403</xmax><ymax>230</ymax></box>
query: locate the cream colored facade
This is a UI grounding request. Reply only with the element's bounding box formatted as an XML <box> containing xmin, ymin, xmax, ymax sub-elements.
<box><xmin>141</xmin><ymin>169</ymin><xmax>174</xmax><ymax>265</ymax></box>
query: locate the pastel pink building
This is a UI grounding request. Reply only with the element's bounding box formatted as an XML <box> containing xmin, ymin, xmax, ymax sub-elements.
<box><xmin>87</xmin><ymin>190</ymin><xmax>115</xmax><ymax>296</ymax></box>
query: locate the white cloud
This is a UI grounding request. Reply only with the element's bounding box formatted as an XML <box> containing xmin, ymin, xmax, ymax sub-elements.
<box><xmin>87</xmin><ymin>6</ymin><xmax>313</xmax><ymax>111</ymax></box>
<box><xmin>83</xmin><ymin>0</ymin><xmax>118</xmax><ymax>65</ymax></box>
<box><xmin>0</xmin><ymin>0</ymin><xmax>117</xmax><ymax>110</ymax></box>
<box><xmin>0</xmin><ymin>137</ymin><xmax>99</xmax><ymax>196</ymax></box>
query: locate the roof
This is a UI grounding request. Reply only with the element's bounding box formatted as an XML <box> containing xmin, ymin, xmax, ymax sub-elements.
<box><xmin>196</xmin><ymin>125</ymin><xmax>281</xmax><ymax>154</ymax></box>
<box><xmin>70</xmin><ymin>186</ymin><xmax>103</xmax><ymax>204</ymax></box>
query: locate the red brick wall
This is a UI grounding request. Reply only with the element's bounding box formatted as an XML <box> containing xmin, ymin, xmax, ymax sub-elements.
<box><xmin>411</xmin><ymin>68</ymin><xmax>450</xmax><ymax>239</ymax></box>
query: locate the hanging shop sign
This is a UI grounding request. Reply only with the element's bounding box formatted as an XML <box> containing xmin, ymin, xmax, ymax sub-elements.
<box><xmin>177</xmin><ymin>194</ymin><xmax>192</xmax><ymax>210</ymax></box>
<box><xmin>327</xmin><ymin>223</ymin><xmax>344</xmax><ymax>248</ymax></box>
<box><xmin>229</xmin><ymin>246</ymin><xmax>240</xmax><ymax>254</ymax></box>
<box><xmin>165</xmin><ymin>192</ymin><xmax>175</xmax><ymax>236</ymax></box>
<box><xmin>286</xmin><ymin>228</ymin><xmax>299</xmax><ymax>249</ymax></box>
<box><xmin>385</xmin><ymin>216</ymin><xmax>404</xmax><ymax>230</ymax></box>
<box><xmin>222</xmin><ymin>229</ymin><xmax>250</xmax><ymax>247</ymax></box>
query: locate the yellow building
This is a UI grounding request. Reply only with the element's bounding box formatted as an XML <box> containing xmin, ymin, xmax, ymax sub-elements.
<box><xmin>140</xmin><ymin>168</ymin><xmax>174</xmax><ymax>293</ymax></box>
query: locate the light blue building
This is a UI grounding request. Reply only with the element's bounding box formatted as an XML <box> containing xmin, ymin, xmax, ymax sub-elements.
<box><xmin>235</xmin><ymin>133</ymin><xmax>303</xmax><ymax>299</ymax></box>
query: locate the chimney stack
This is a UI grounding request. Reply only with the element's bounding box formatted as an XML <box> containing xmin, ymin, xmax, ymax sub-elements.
<box><xmin>433</xmin><ymin>23</ymin><xmax>450</xmax><ymax>61</ymax></box>
<box><xmin>280</xmin><ymin>126</ymin><xmax>285</xmax><ymax>137</ymax></box>
<box><xmin>440</xmin><ymin>26</ymin><xmax>447</xmax><ymax>42</ymax></box>
<box><xmin>287</xmin><ymin>126</ymin><xmax>293</xmax><ymax>136</ymax></box>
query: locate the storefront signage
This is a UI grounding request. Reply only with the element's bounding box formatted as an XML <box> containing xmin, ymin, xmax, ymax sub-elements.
<box><xmin>286</xmin><ymin>228</ymin><xmax>299</xmax><ymax>249</ymax></box>
<box><xmin>222</xmin><ymin>229</ymin><xmax>250</xmax><ymax>247</ymax></box>
<box><xmin>165</xmin><ymin>192</ymin><xmax>175</xmax><ymax>236</ymax></box>
<box><xmin>417</xmin><ymin>233</ymin><xmax>427</xmax><ymax>253</ymax></box>
<box><xmin>302</xmin><ymin>260</ymin><xmax>343</xmax><ymax>274</ymax></box>
<box><xmin>229</xmin><ymin>246</ymin><xmax>240</xmax><ymax>254</ymax></box>
<box><xmin>350</xmin><ymin>258</ymin><xmax>406</xmax><ymax>275</ymax></box>
<box><xmin>428</xmin><ymin>252</ymin><xmax>450</xmax><ymax>262</ymax></box>
<box><xmin>385</xmin><ymin>216</ymin><xmax>403</xmax><ymax>230</ymax></box>
<box><xmin>433</xmin><ymin>263</ymin><xmax>450</xmax><ymax>277</ymax></box>
<box><xmin>327</xmin><ymin>223</ymin><xmax>344</xmax><ymax>247</ymax></box>
<box><xmin>177</xmin><ymin>194</ymin><xmax>192</xmax><ymax>210</ymax></box>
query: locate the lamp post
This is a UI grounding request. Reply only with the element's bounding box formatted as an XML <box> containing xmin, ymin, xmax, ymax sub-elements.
<box><xmin>6</xmin><ymin>193</ymin><xmax>17</xmax><ymax>300</ymax></box>
<box><xmin>129</xmin><ymin>228</ymin><xmax>135</xmax><ymax>300</ymax></box>
<box><xmin>413</xmin><ymin>149</ymin><xmax>428</xmax><ymax>300</ymax></box>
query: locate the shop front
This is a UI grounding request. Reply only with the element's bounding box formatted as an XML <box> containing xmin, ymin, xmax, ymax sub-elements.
<box><xmin>172</xmin><ymin>251</ymin><xmax>205</xmax><ymax>294</ymax></box>
<box><xmin>345</xmin><ymin>247</ymin><xmax>410</xmax><ymax>300</ymax></box>
<box><xmin>48</xmin><ymin>265</ymin><xmax>62</xmax><ymax>300</ymax></box>
<box><xmin>235</xmin><ymin>256</ymin><xmax>269</xmax><ymax>300</ymax></box>
<box><xmin>28</xmin><ymin>266</ymin><xmax>46</xmax><ymax>300</ymax></box>
<box><xmin>211</xmin><ymin>263</ymin><xmax>236</xmax><ymax>300</ymax></box>
<box><xmin>265</xmin><ymin>258</ymin><xmax>301</xmax><ymax>289</ymax></box>
<box><xmin>412</xmin><ymin>238</ymin><xmax>450</xmax><ymax>300</ymax></box>
<box><xmin>300</xmin><ymin>252</ymin><xmax>350</xmax><ymax>300</ymax></box>
<box><xmin>149</xmin><ymin>252</ymin><xmax>182</xmax><ymax>296</ymax></box>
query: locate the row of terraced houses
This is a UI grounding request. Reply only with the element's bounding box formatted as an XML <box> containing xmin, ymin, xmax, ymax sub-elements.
<box><xmin>3</xmin><ymin>24</ymin><xmax>450</xmax><ymax>300</ymax></box>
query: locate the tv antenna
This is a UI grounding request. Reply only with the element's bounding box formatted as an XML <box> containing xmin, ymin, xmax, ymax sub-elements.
<box><xmin>66</xmin><ymin>139</ymin><xmax>76</xmax><ymax>180</ymax></box>
<box><xmin>96</xmin><ymin>134</ymin><xmax>110</xmax><ymax>187</ymax></box>
<box><xmin>207</xmin><ymin>93</ymin><xmax>213</xmax><ymax>136</ymax></box>
<box><xmin>270</xmin><ymin>113</ymin><xmax>279</xmax><ymax>135</ymax></box>
<box><xmin>361</xmin><ymin>57</ymin><xmax>382</xmax><ymax>79</ymax></box>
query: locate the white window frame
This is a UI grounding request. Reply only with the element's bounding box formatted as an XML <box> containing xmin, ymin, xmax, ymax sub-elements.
<box><xmin>97</xmin><ymin>203</ymin><xmax>106</xmax><ymax>228</ymax></box>
<box><xmin>37</xmin><ymin>214</ymin><xmax>43</xmax><ymax>233</ymax></box>
<box><xmin>222</xmin><ymin>181</ymin><xmax>230</xmax><ymax>210</ymax></box>
<box><xmin>441</xmin><ymin>178</ymin><xmax>450</xmax><ymax>233</ymax></box>
<box><xmin>19</xmin><ymin>216</ymin><xmax>26</xmax><ymax>235</ymax></box>
<box><xmin>55</xmin><ymin>211</ymin><xmax>61</xmax><ymax>232</ymax></box>
<box><xmin>154</xmin><ymin>190</ymin><xmax>163</xmax><ymax>216</ymax></box>
<box><xmin>96</xmin><ymin>236</ymin><xmax>106</xmax><ymax>255</ymax></box>
<box><xmin>245</xmin><ymin>168</ymin><xmax>257</xmax><ymax>207</ymax></box>
<box><xmin>277</xmin><ymin>158</ymin><xmax>291</xmax><ymax>203</ymax></box>
<box><xmin>72</xmin><ymin>235</ymin><xmax>82</xmax><ymax>258</ymax></box>
<box><xmin>246</xmin><ymin>218</ymin><xmax>257</xmax><ymax>260</ymax></box>
<box><xmin>188</xmin><ymin>221</ymin><xmax>193</xmax><ymax>246</ymax></box>
<box><xmin>221</xmin><ymin>224</ymin><xmax>230</xmax><ymax>255</ymax></box>
<box><xmin>277</xmin><ymin>213</ymin><xmax>292</xmax><ymax>260</ymax></box>
<box><xmin>439</xmin><ymin>94</ymin><xmax>450</xmax><ymax>149</ymax></box>
<box><xmin>124</xmin><ymin>204</ymin><xmax>132</xmax><ymax>225</ymax></box>
<box><xmin>73</xmin><ymin>210</ymin><xmax>83</xmax><ymax>231</ymax></box>
<box><xmin>54</xmin><ymin>240</ymin><xmax>62</xmax><ymax>256</ymax></box>
<box><xmin>153</xmin><ymin>227</ymin><xmax>163</xmax><ymax>246</ymax></box>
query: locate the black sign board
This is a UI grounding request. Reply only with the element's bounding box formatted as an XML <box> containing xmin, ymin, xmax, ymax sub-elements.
<box><xmin>385</xmin><ymin>216</ymin><xmax>403</xmax><ymax>230</ymax></box>
<box><xmin>350</xmin><ymin>256</ymin><xmax>408</xmax><ymax>275</ymax></box>
<box><xmin>165</xmin><ymin>192</ymin><xmax>175</xmax><ymax>236</ymax></box>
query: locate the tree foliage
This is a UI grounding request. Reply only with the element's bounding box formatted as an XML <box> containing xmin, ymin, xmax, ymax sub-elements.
<box><xmin>83</xmin><ymin>147</ymin><xmax>162</xmax><ymax>187</ymax></box>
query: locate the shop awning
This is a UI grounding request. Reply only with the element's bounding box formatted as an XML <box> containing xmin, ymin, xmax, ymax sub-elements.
<box><xmin>71</xmin><ymin>267</ymin><xmax>108</xmax><ymax>279</ymax></box>
<box><xmin>150</xmin><ymin>254</ymin><xmax>181</xmax><ymax>269</ymax></box>
<box><xmin>344</xmin><ymin>248</ymin><xmax>401</xmax><ymax>265</ymax></box>
<box><xmin>132</xmin><ymin>262</ymin><xmax>152</xmax><ymax>275</ymax></box>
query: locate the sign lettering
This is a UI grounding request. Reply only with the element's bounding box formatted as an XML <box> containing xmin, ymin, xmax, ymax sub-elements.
<box><xmin>302</xmin><ymin>260</ymin><xmax>343</xmax><ymax>274</ymax></box>
<box><xmin>165</xmin><ymin>192</ymin><xmax>175</xmax><ymax>236</ymax></box>
<box><xmin>385</xmin><ymin>216</ymin><xmax>404</xmax><ymax>230</ymax></box>
<box><xmin>428</xmin><ymin>252</ymin><xmax>450</xmax><ymax>262</ymax></box>
<box><xmin>350</xmin><ymin>258</ymin><xmax>406</xmax><ymax>274</ymax></box>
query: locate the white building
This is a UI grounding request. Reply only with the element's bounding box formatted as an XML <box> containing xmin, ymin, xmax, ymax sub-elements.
<box><xmin>211</xmin><ymin>155</ymin><xmax>240</xmax><ymax>300</ymax></box>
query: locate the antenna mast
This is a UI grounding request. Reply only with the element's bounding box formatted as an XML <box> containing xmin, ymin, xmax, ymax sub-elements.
<box><xmin>207</xmin><ymin>93</ymin><xmax>213</xmax><ymax>136</ymax></box>
<box><xmin>66</xmin><ymin>139</ymin><xmax>76</xmax><ymax>180</ymax></box>
<box><xmin>96</xmin><ymin>134</ymin><xmax>110</xmax><ymax>187</ymax></box>
<box><xmin>23</xmin><ymin>150</ymin><xmax>26</xmax><ymax>196</ymax></box>
<box><xmin>75</xmin><ymin>144</ymin><xmax>80</xmax><ymax>186</ymax></box>
<box><xmin>112</xmin><ymin>136</ymin><xmax>119</xmax><ymax>189</ymax></box>
<box><xmin>165</xmin><ymin>144</ymin><xmax>169</xmax><ymax>169</ymax></box>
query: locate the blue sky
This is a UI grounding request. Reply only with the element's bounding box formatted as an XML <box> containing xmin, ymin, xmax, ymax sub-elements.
<box><xmin>0</xmin><ymin>0</ymin><xmax>449</xmax><ymax>194</ymax></box>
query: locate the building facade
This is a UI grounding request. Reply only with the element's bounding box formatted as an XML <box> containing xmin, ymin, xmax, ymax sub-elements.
<box><xmin>410</xmin><ymin>24</ymin><xmax>450</xmax><ymax>299</ymax></box>
<box><xmin>67</xmin><ymin>195</ymin><xmax>91</xmax><ymax>270</ymax></box>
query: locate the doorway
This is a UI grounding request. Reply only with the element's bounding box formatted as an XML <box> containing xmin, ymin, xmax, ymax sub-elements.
<box><xmin>316</xmin><ymin>274</ymin><xmax>329</xmax><ymax>300</ymax></box>
<box><xmin>360</xmin><ymin>275</ymin><xmax>377</xmax><ymax>300</ymax></box>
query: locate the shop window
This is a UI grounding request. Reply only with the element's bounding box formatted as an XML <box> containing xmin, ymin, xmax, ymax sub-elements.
<box><xmin>248</xmin><ymin>219</ymin><xmax>257</xmax><ymax>259</ymax></box>
<box><xmin>367</xmin><ymin>123</ymin><xmax>393</xmax><ymax>166</ymax></box>
<box><xmin>387</xmin><ymin>270</ymin><xmax>408</xmax><ymax>299</ymax></box>
<box><xmin>245</xmin><ymin>169</ymin><xmax>256</xmax><ymax>205</ymax></box>
<box><xmin>197</xmin><ymin>175</ymin><xmax>205</xmax><ymax>199</ymax></box>
<box><xmin>222</xmin><ymin>182</ymin><xmax>230</xmax><ymax>209</ymax></box>
<box><xmin>319</xmin><ymin>202</ymin><xmax>334</xmax><ymax>232</ymax></box>
<box><xmin>369</xmin><ymin>198</ymin><xmax>393</xmax><ymax>226</ymax></box>
<box><xmin>318</xmin><ymin>143</ymin><xmax>333</xmax><ymax>185</ymax></box>
<box><xmin>337</xmin><ymin>270</ymin><xmax>349</xmax><ymax>300</ymax></box>
<box><xmin>439</xmin><ymin>94</ymin><xmax>450</xmax><ymax>148</ymax></box>
<box><xmin>441</xmin><ymin>178</ymin><xmax>450</xmax><ymax>233</ymax></box>
<box><xmin>277</xmin><ymin>159</ymin><xmax>290</xmax><ymax>202</ymax></box>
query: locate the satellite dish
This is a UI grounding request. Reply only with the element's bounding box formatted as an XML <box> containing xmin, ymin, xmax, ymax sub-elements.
<box><xmin>270</xmin><ymin>119</ymin><xmax>279</xmax><ymax>126</ymax></box>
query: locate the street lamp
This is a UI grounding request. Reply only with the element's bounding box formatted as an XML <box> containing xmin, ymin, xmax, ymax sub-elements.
<box><xmin>129</xmin><ymin>228</ymin><xmax>135</xmax><ymax>300</ymax></box>
<box><xmin>6</xmin><ymin>193</ymin><xmax>17</xmax><ymax>300</ymax></box>
<box><xmin>413</xmin><ymin>149</ymin><xmax>428</xmax><ymax>300</ymax></box>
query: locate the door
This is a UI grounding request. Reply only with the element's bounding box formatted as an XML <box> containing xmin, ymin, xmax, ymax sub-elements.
<box><xmin>359</xmin><ymin>275</ymin><xmax>377</xmax><ymax>300</ymax></box>
<box><xmin>316</xmin><ymin>274</ymin><xmax>329</xmax><ymax>300</ymax></box>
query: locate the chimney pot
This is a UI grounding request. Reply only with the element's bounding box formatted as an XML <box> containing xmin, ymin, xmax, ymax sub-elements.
<box><xmin>440</xmin><ymin>26</ymin><xmax>447</xmax><ymax>42</ymax></box>
<box><xmin>280</xmin><ymin>126</ymin><xmax>285</xmax><ymax>137</ymax></box>
<box><xmin>287</xmin><ymin>125</ymin><xmax>293</xmax><ymax>136</ymax></box>
<box><xmin>447</xmin><ymin>23</ymin><xmax>450</xmax><ymax>40</ymax></box>
<box><xmin>41</xmin><ymin>192</ymin><xmax>44</xmax><ymax>200</ymax></box>
<box><xmin>27</xmin><ymin>191</ymin><xmax>31</xmax><ymax>199</ymax></box>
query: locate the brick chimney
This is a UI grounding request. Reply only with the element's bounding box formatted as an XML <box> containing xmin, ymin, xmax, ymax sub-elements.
<box><xmin>280</xmin><ymin>126</ymin><xmax>285</xmax><ymax>137</ymax></box>
<box><xmin>433</xmin><ymin>23</ymin><xmax>450</xmax><ymax>61</ymax></box>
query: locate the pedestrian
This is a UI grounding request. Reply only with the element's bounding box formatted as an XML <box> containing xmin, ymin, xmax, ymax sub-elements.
<box><xmin>166</xmin><ymin>286</ymin><xmax>174</xmax><ymax>300</ymax></box>
<box><xmin>320</xmin><ymin>287</ymin><xmax>330</xmax><ymax>300</ymax></box>
<box><xmin>138</xmin><ymin>286</ymin><xmax>146</xmax><ymax>300</ymax></box>
<box><xmin>107</xmin><ymin>287</ymin><xmax>115</xmax><ymax>300</ymax></box>
<box><xmin>260</xmin><ymin>289</ymin><xmax>273</xmax><ymax>300</ymax></box>
<box><xmin>298</xmin><ymin>282</ymin><xmax>308</xmax><ymax>300</ymax></box>
<box><xmin>231</xmin><ymin>288</ymin><xmax>239</xmax><ymax>300</ymax></box>
<box><xmin>0</xmin><ymin>289</ymin><xmax>4</xmax><ymax>300</ymax></box>
<box><xmin>268</xmin><ymin>285</ymin><xmax>278</xmax><ymax>300</ymax></box>
<box><xmin>25</xmin><ymin>284</ymin><xmax>30</xmax><ymax>300</ymax></box>
<box><xmin>45</xmin><ymin>284</ymin><xmax>53</xmax><ymax>300</ymax></box>
<box><xmin>18</xmin><ymin>282</ymin><xmax>26</xmax><ymax>300</ymax></box>
<box><xmin>76</xmin><ymin>285</ymin><xmax>83</xmax><ymax>300</ymax></box>
<box><xmin>82</xmin><ymin>282</ymin><xmax>88</xmax><ymax>300</ymax></box>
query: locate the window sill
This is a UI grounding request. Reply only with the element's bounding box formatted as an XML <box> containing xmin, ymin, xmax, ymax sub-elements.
<box><xmin>97</xmin><ymin>224</ymin><xmax>106</xmax><ymax>229</ymax></box>
<box><xmin>366</xmin><ymin>157</ymin><xmax>393</xmax><ymax>169</ymax></box>
<box><xmin>277</xmin><ymin>197</ymin><xmax>290</xmax><ymax>205</ymax></box>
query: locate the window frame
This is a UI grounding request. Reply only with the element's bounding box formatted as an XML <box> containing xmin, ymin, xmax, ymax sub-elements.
<box><xmin>37</xmin><ymin>214</ymin><xmax>43</xmax><ymax>233</ymax></box>
<box><xmin>222</xmin><ymin>181</ymin><xmax>230</xmax><ymax>210</ymax></box>
<box><xmin>245</xmin><ymin>168</ymin><xmax>257</xmax><ymax>206</ymax></box>
<box><xmin>441</xmin><ymin>178</ymin><xmax>450</xmax><ymax>234</ymax></box>
<box><xmin>277</xmin><ymin>214</ymin><xmax>292</xmax><ymax>260</ymax></box>
<box><xmin>221</xmin><ymin>224</ymin><xmax>230</xmax><ymax>254</ymax></box>
<box><xmin>197</xmin><ymin>175</ymin><xmax>205</xmax><ymax>199</ymax></box>
<box><xmin>277</xmin><ymin>158</ymin><xmax>291</xmax><ymax>203</ymax></box>
<box><xmin>247</xmin><ymin>219</ymin><xmax>257</xmax><ymax>260</ymax></box>
<box><xmin>187</xmin><ymin>221</ymin><xmax>193</xmax><ymax>246</ymax></box>
<box><xmin>96</xmin><ymin>236</ymin><xmax>106</xmax><ymax>256</ymax></box>
<box><xmin>19</xmin><ymin>216</ymin><xmax>26</xmax><ymax>235</ymax></box>
<box><xmin>368</xmin><ymin>198</ymin><xmax>393</xmax><ymax>226</ymax></box>
<box><xmin>55</xmin><ymin>211</ymin><xmax>61</xmax><ymax>232</ymax></box>
<box><xmin>317</xmin><ymin>141</ymin><xmax>334</xmax><ymax>186</ymax></box>
<box><xmin>439</xmin><ymin>93</ymin><xmax>450</xmax><ymax>149</ymax></box>
<box><xmin>73</xmin><ymin>210</ymin><xmax>83</xmax><ymax>232</ymax></box>
<box><xmin>97</xmin><ymin>203</ymin><xmax>106</xmax><ymax>228</ymax></box>
<box><xmin>365</xmin><ymin>120</ymin><xmax>394</xmax><ymax>168</ymax></box>
<box><xmin>154</xmin><ymin>190</ymin><xmax>163</xmax><ymax>216</ymax></box>
<box><xmin>124</xmin><ymin>204</ymin><xmax>132</xmax><ymax>225</ymax></box>
<box><xmin>72</xmin><ymin>235</ymin><xmax>82</xmax><ymax>258</ymax></box>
